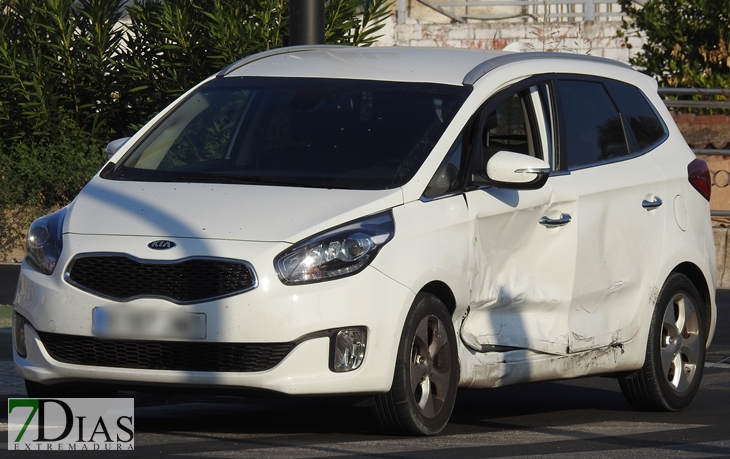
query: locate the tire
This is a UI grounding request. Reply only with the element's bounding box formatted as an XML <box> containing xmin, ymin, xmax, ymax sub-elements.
<box><xmin>619</xmin><ymin>273</ymin><xmax>705</xmax><ymax>411</ymax></box>
<box><xmin>374</xmin><ymin>292</ymin><xmax>459</xmax><ymax>435</ymax></box>
<box><xmin>25</xmin><ymin>380</ymin><xmax>118</xmax><ymax>399</ymax></box>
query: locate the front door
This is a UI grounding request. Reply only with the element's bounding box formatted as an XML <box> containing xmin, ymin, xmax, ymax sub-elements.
<box><xmin>460</xmin><ymin>81</ymin><xmax>578</xmax><ymax>356</ymax></box>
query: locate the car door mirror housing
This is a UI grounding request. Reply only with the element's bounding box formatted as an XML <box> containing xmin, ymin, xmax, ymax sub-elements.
<box><xmin>476</xmin><ymin>150</ymin><xmax>550</xmax><ymax>190</ymax></box>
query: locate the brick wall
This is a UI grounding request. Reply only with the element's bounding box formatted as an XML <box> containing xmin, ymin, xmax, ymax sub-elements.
<box><xmin>374</xmin><ymin>11</ymin><xmax>645</xmax><ymax>64</ymax></box>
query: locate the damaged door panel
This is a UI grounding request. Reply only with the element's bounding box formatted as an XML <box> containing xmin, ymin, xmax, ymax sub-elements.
<box><xmin>460</xmin><ymin>80</ymin><xmax>578</xmax><ymax>357</ymax></box>
<box><xmin>568</xmin><ymin>154</ymin><xmax>665</xmax><ymax>352</ymax></box>
<box><xmin>463</xmin><ymin>176</ymin><xmax>578</xmax><ymax>355</ymax></box>
<box><xmin>554</xmin><ymin>79</ymin><xmax>667</xmax><ymax>352</ymax></box>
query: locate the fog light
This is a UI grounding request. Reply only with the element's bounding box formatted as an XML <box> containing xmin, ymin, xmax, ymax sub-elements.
<box><xmin>332</xmin><ymin>327</ymin><xmax>367</xmax><ymax>372</ymax></box>
<box><xmin>13</xmin><ymin>312</ymin><xmax>30</xmax><ymax>358</ymax></box>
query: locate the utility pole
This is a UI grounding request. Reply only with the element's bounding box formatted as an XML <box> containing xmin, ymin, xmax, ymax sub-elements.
<box><xmin>289</xmin><ymin>0</ymin><xmax>324</xmax><ymax>45</ymax></box>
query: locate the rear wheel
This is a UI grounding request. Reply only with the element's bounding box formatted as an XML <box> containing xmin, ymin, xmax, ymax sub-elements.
<box><xmin>374</xmin><ymin>293</ymin><xmax>459</xmax><ymax>435</ymax></box>
<box><xmin>619</xmin><ymin>273</ymin><xmax>705</xmax><ymax>411</ymax></box>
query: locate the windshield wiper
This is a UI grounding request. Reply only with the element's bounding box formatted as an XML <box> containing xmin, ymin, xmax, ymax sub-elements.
<box><xmin>153</xmin><ymin>172</ymin><xmax>327</xmax><ymax>187</ymax></box>
<box><xmin>164</xmin><ymin>173</ymin><xmax>264</xmax><ymax>184</ymax></box>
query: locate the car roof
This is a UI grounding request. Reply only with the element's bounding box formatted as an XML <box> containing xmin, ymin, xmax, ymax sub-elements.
<box><xmin>219</xmin><ymin>45</ymin><xmax>631</xmax><ymax>86</ymax></box>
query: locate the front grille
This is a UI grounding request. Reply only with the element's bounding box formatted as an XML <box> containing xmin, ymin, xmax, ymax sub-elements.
<box><xmin>38</xmin><ymin>332</ymin><xmax>295</xmax><ymax>372</ymax></box>
<box><xmin>66</xmin><ymin>256</ymin><xmax>257</xmax><ymax>303</ymax></box>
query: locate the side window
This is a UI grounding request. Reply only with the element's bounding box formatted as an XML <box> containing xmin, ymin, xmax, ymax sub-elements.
<box><xmin>556</xmin><ymin>80</ymin><xmax>628</xmax><ymax>169</ymax></box>
<box><xmin>487</xmin><ymin>93</ymin><xmax>531</xmax><ymax>155</ymax></box>
<box><xmin>423</xmin><ymin>81</ymin><xmax>554</xmax><ymax>198</ymax></box>
<box><xmin>471</xmin><ymin>83</ymin><xmax>553</xmax><ymax>176</ymax></box>
<box><xmin>604</xmin><ymin>80</ymin><xmax>667</xmax><ymax>152</ymax></box>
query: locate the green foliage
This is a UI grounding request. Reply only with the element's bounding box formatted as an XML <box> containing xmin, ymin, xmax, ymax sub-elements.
<box><xmin>0</xmin><ymin>0</ymin><xmax>125</xmax><ymax>140</ymax></box>
<box><xmin>117</xmin><ymin>0</ymin><xmax>392</xmax><ymax>131</ymax></box>
<box><xmin>326</xmin><ymin>0</ymin><xmax>392</xmax><ymax>46</ymax></box>
<box><xmin>618</xmin><ymin>0</ymin><xmax>730</xmax><ymax>88</ymax></box>
<box><xmin>0</xmin><ymin>0</ymin><xmax>393</xmax><ymax>257</ymax></box>
<box><xmin>0</xmin><ymin>116</ymin><xmax>107</xmax><ymax>257</ymax></box>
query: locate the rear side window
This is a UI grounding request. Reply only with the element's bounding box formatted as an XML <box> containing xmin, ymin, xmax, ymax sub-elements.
<box><xmin>604</xmin><ymin>80</ymin><xmax>666</xmax><ymax>152</ymax></box>
<box><xmin>556</xmin><ymin>80</ymin><xmax>628</xmax><ymax>169</ymax></box>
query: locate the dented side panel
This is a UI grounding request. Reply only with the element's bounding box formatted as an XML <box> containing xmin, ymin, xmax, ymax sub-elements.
<box><xmin>568</xmin><ymin>153</ymin><xmax>666</xmax><ymax>352</ymax></box>
<box><xmin>458</xmin><ymin>337</ymin><xmax>645</xmax><ymax>389</ymax></box>
<box><xmin>461</xmin><ymin>174</ymin><xmax>578</xmax><ymax>356</ymax></box>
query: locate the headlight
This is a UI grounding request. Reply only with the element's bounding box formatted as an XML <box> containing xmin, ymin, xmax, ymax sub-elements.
<box><xmin>274</xmin><ymin>210</ymin><xmax>395</xmax><ymax>285</ymax></box>
<box><xmin>25</xmin><ymin>208</ymin><xmax>67</xmax><ymax>275</ymax></box>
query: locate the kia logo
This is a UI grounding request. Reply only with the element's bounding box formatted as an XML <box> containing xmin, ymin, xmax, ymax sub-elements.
<box><xmin>148</xmin><ymin>240</ymin><xmax>176</xmax><ymax>250</ymax></box>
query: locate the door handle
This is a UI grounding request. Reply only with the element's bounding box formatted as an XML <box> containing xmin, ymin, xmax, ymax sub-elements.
<box><xmin>642</xmin><ymin>196</ymin><xmax>663</xmax><ymax>210</ymax></box>
<box><xmin>539</xmin><ymin>213</ymin><xmax>571</xmax><ymax>228</ymax></box>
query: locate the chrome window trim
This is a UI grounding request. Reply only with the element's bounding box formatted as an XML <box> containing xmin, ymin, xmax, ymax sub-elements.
<box><xmin>64</xmin><ymin>253</ymin><xmax>259</xmax><ymax>305</ymax></box>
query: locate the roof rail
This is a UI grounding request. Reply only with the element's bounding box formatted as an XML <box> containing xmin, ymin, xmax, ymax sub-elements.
<box><xmin>218</xmin><ymin>45</ymin><xmax>349</xmax><ymax>77</ymax></box>
<box><xmin>464</xmin><ymin>52</ymin><xmax>632</xmax><ymax>85</ymax></box>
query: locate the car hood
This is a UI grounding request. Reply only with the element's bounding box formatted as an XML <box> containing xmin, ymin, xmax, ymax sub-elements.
<box><xmin>65</xmin><ymin>177</ymin><xmax>404</xmax><ymax>243</ymax></box>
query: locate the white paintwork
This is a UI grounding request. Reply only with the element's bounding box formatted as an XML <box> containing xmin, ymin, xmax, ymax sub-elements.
<box><xmin>226</xmin><ymin>47</ymin><xmax>506</xmax><ymax>85</ymax></box>
<box><xmin>13</xmin><ymin>47</ymin><xmax>716</xmax><ymax>402</ymax></box>
<box><xmin>66</xmin><ymin>178</ymin><xmax>403</xmax><ymax>243</ymax></box>
<box><xmin>568</xmin><ymin>153</ymin><xmax>666</xmax><ymax>352</ymax></box>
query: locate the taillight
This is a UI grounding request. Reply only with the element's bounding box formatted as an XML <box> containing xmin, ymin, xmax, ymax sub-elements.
<box><xmin>688</xmin><ymin>158</ymin><xmax>711</xmax><ymax>201</ymax></box>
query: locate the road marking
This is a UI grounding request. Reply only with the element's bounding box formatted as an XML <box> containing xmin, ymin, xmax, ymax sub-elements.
<box><xmin>175</xmin><ymin>422</ymin><xmax>708</xmax><ymax>458</ymax></box>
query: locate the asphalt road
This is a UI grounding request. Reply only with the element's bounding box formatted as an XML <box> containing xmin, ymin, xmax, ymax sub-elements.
<box><xmin>1</xmin><ymin>278</ymin><xmax>729</xmax><ymax>458</ymax></box>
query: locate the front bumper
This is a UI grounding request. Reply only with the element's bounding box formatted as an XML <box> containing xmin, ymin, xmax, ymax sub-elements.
<box><xmin>13</xmin><ymin>235</ymin><xmax>415</xmax><ymax>395</ymax></box>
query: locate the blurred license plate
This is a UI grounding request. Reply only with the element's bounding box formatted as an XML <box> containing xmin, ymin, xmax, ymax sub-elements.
<box><xmin>92</xmin><ymin>307</ymin><xmax>206</xmax><ymax>339</ymax></box>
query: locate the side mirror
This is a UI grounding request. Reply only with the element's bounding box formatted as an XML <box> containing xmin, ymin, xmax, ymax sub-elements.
<box><xmin>473</xmin><ymin>151</ymin><xmax>550</xmax><ymax>190</ymax></box>
<box><xmin>105</xmin><ymin>137</ymin><xmax>130</xmax><ymax>161</ymax></box>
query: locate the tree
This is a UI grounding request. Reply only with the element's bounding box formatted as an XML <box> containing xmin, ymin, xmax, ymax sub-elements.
<box><xmin>117</xmin><ymin>0</ymin><xmax>392</xmax><ymax>133</ymax></box>
<box><xmin>618</xmin><ymin>0</ymin><xmax>730</xmax><ymax>87</ymax></box>
<box><xmin>0</xmin><ymin>0</ymin><xmax>392</xmax><ymax>258</ymax></box>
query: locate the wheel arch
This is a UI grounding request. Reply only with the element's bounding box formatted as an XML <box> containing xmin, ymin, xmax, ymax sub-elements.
<box><xmin>671</xmin><ymin>261</ymin><xmax>713</xmax><ymax>343</ymax></box>
<box><xmin>419</xmin><ymin>281</ymin><xmax>457</xmax><ymax>317</ymax></box>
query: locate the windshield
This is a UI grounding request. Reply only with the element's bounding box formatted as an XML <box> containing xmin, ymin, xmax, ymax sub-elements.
<box><xmin>103</xmin><ymin>77</ymin><xmax>471</xmax><ymax>189</ymax></box>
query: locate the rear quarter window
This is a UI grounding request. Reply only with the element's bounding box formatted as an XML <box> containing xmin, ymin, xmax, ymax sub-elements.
<box><xmin>604</xmin><ymin>80</ymin><xmax>667</xmax><ymax>153</ymax></box>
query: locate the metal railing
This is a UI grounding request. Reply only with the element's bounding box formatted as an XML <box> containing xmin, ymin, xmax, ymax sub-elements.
<box><xmin>405</xmin><ymin>0</ymin><xmax>642</xmax><ymax>24</ymax></box>
<box><xmin>659</xmin><ymin>88</ymin><xmax>730</xmax><ymax>157</ymax></box>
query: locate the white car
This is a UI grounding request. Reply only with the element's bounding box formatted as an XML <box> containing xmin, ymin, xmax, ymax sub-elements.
<box><xmin>13</xmin><ymin>46</ymin><xmax>716</xmax><ymax>435</ymax></box>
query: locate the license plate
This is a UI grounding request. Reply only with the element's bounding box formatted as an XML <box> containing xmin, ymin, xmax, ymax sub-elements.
<box><xmin>92</xmin><ymin>307</ymin><xmax>206</xmax><ymax>339</ymax></box>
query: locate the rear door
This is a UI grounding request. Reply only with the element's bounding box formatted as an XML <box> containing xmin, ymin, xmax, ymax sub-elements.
<box><xmin>554</xmin><ymin>78</ymin><xmax>668</xmax><ymax>352</ymax></box>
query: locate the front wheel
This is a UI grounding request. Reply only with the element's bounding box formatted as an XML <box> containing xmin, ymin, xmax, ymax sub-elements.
<box><xmin>619</xmin><ymin>273</ymin><xmax>706</xmax><ymax>411</ymax></box>
<box><xmin>374</xmin><ymin>293</ymin><xmax>459</xmax><ymax>435</ymax></box>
